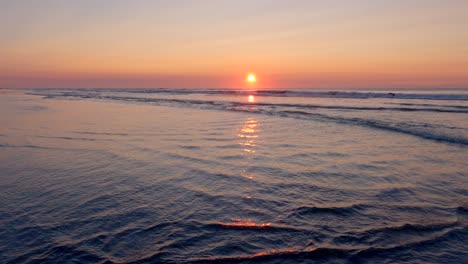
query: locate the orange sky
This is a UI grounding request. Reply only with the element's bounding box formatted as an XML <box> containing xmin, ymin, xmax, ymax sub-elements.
<box><xmin>1</xmin><ymin>1</ymin><xmax>468</xmax><ymax>89</ymax></box>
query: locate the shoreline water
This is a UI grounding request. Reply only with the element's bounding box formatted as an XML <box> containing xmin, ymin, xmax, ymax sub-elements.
<box><xmin>0</xmin><ymin>90</ymin><xmax>467</xmax><ymax>263</ymax></box>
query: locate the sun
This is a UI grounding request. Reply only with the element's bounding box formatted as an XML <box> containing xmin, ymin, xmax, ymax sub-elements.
<box><xmin>246</xmin><ymin>73</ymin><xmax>256</xmax><ymax>83</ymax></box>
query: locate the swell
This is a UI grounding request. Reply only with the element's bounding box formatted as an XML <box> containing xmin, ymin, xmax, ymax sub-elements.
<box><xmin>350</xmin><ymin>226</ymin><xmax>468</xmax><ymax>261</ymax></box>
<box><xmin>38</xmin><ymin>92</ymin><xmax>468</xmax><ymax>146</ymax></box>
<box><xmin>254</xmin><ymin>101</ymin><xmax>468</xmax><ymax>113</ymax></box>
<box><xmin>186</xmin><ymin>247</ymin><xmax>352</xmax><ymax>263</ymax></box>
<box><xmin>183</xmin><ymin>225</ymin><xmax>467</xmax><ymax>263</ymax></box>
<box><xmin>280</xmin><ymin>110</ymin><xmax>468</xmax><ymax>145</ymax></box>
<box><xmin>72</xmin><ymin>131</ymin><xmax>130</xmax><ymax>136</ymax></box>
<box><xmin>332</xmin><ymin>221</ymin><xmax>461</xmax><ymax>246</ymax></box>
<box><xmin>204</xmin><ymin>220</ymin><xmax>302</xmax><ymax>232</ymax></box>
<box><xmin>356</xmin><ymin>221</ymin><xmax>459</xmax><ymax>235</ymax></box>
<box><xmin>288</xmin><ymin>204</ymin><xmax>368</xmax><ymax>218</ymax></box>
<box><xmin>8</xmin><ymin>219</ymin><xmax>463</xmax><ymax>263</ymax></box>
<box><xmin>387</xmin><ymin>102</ymin><xmax>468</xmax><ymax>110</ymax></box>
<box><xmin>36</xmin><ymin>135</ymin><xmax>115</xmax><ymax>142</ymax></box>
<box><xmin>0</xmin><ymin>143</ymin><xmax>87</xmax><ymax>151</ymax></box>
<box><xmin>7</xmin><ymin>243</ymin><xmax>105</xmax><ymax>264</ymax></box>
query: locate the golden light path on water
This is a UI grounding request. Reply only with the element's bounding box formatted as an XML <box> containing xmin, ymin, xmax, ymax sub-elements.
<box><xmin>219</xmin><ymin>115</ymin><xmax>273</xmax><ymax>229</ymax></box>
<box><xmin>238</xmin><ymin>117</ymin><xmax>258</xmax><ymax>156</ymax></box>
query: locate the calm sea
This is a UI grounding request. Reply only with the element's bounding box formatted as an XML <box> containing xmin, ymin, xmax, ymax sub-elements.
<box><xmin>1</xmin><ymin>88</ymin><xmax>467</xmax><ymax>263</ymax></box>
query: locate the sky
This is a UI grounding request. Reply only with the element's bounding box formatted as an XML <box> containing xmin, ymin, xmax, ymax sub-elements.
<box><xmin>1</xmin><ymin>0</ymin><xmax>468</xmax><ymax>89</ymax></box>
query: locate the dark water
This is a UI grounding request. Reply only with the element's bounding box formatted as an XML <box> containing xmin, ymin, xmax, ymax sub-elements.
<box><xmin>1</xmin><ymin>89</ymin><xmax>467</xmax><ymax>263</ymax></box>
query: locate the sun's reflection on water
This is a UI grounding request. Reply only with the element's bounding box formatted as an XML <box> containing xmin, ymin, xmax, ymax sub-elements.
<box><xmin>238</xmin><ymin>118</ymin><xmax>258</xmax><ymax>154</ymax></box>
<box><xmin>238</xmin><ymin>117</ymin><xmax>259</xmax><ymax>181</ymax></box>
<box><xmin>231</xmin><ymin>117</ymin><xmax>267</xmax><ymax>230</ymax></box>
<box><xmin>219</xmin><ymin>218</ymin><xmax>272</xmax><ymax>229</ymax></box>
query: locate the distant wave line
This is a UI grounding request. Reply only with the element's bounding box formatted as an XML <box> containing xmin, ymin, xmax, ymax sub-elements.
<box><xmin>30</xmin><ymin>88</ymin><xmax>468</xmax><ymax>101</ymax></box>
<box><xmin>38</xmin><ymin>92</ymin><xmax>468</xmax><ymax>146</ymax></box>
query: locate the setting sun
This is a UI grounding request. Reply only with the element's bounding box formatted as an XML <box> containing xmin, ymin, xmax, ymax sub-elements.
<box><xmin>247</xmin><ymin>74</ymin><xmax>256</xmax><ymax>83</ymax></box>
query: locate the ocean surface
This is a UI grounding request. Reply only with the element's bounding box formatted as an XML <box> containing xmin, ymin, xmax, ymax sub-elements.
<box><xmin>1</xmin><ymin>88</ymin><xmax>467</xmax><ymax>263</ymax></box>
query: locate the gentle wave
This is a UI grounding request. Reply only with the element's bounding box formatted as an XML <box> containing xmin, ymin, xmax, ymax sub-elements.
<box><xmin>289</xmin><ymin>204</ymin><xmax>368</xmax><ymax>217</ymax></box>
<box><xmin>2</xmin><ymin>89</ymin><xmax>467</xmax><ymax>264</ymax></box>
<box><xmin>186</xmin><ymin>247</ymin><xmax>352</xmax><ymax>263</ymax></box>
<box><xmin>0</xmin><ymin>143</ymin><xmax>73</xmax><ymax>150</ymax></box>
<box><xmin>31</xmin><ymin>88</ymin><xmax>468</xmax><ymax>101</ymax></box>
<box><xmin>213</xmin><ymin>219</ymin><xmax>272</xmax><ymax>229</ymax></box>
<box><xmin>36</xmin><ymin>91</ymin><xmax>468</xmax><ymax>146</ymax></box>
<box><xmin>280</xmin><ymin>110</ymin><xmax>468</xmax><ymax>145</ymax></box>
<box><xmin>350</xmin><ymin>227</ymin><xmax>468</xmax><ymax>261</ymax></box>
<box><xmin>386</xmin><ymin>102</ymin><xmax>468</xmax><ymax>109</ymax></box>
<box><xmin>6</xmin><ymin>217</ymin><xmax>464</xmax><ymax>263</ymax></box>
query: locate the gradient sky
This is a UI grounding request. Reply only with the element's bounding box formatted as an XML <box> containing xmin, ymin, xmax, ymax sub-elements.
<box><xmin>1</xmin><ymin>0</ymin><xmax>468</xmax><ymax>89</ymax></box>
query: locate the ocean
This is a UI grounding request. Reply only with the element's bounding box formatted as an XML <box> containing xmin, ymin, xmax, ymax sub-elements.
<box><xmin>1</xmin><ymin>88</ymin><xmax>467</xmax><ymax>263</ymax></box>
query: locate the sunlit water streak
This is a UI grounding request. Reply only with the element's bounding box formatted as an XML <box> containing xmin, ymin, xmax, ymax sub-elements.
<box><xmin>0</xmin><ymin>89</ymin><xmax>467</xmax><ymax>263</ymax></box>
